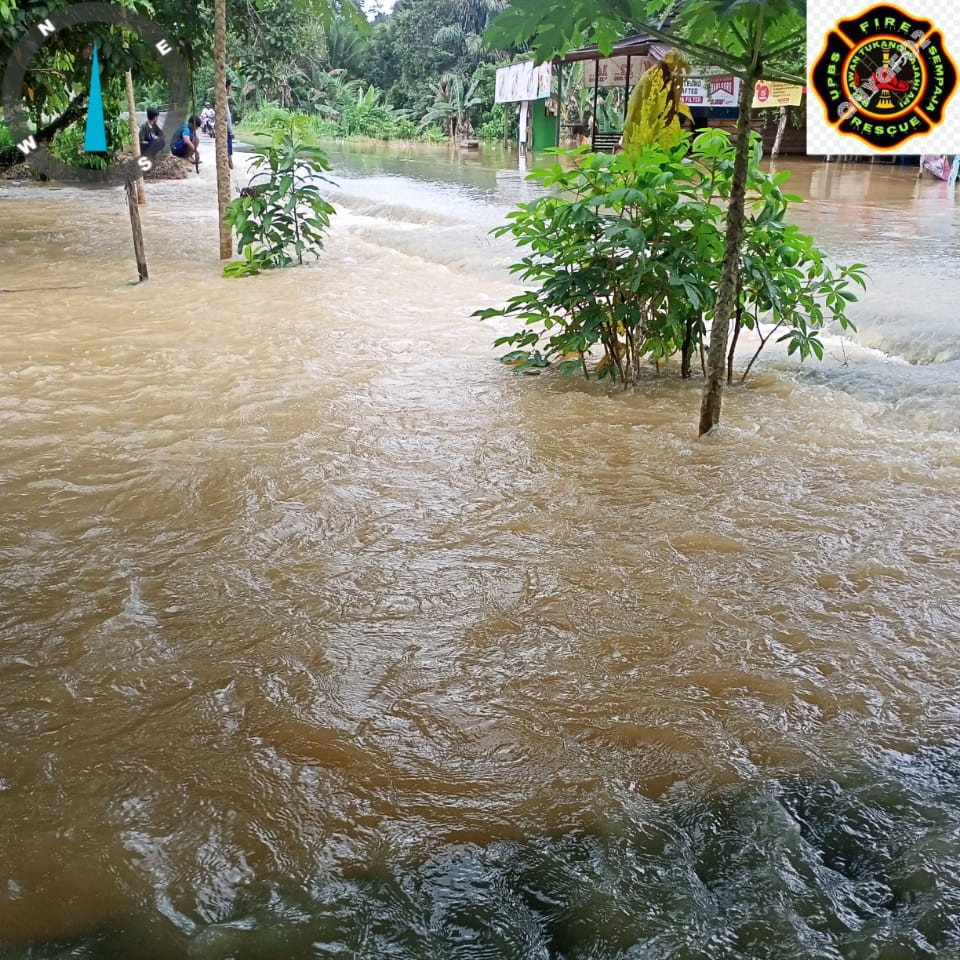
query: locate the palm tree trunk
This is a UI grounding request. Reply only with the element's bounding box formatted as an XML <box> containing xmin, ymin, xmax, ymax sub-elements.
<box><xmin>697</xmin><ymin>72</ymin><xmax>756</xmax><ymax>437</ymax></box>
<box><xmin>213</xmin><ymin>0</ymin><xmax>232</xmax><ymax>260</ymax></box>
<box><xmin>124</xmin><ymin>71</ymin><xmax>145</xmax><ymax>204</ymax></box>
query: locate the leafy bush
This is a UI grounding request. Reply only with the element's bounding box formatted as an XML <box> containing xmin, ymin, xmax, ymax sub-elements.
<box><xmin>0</xmin><ymin>121</ymin><xmax>12</xmax><ymax>150</ymax></box>
<box><xmin>136</xmin><ymin>76</ymin><xmax>170</xmax><ymax>112</ymax></box>
<box><xmin>240</xmin><ymin>86</ymin><xmax>423</xmax><ymax>142</ymax></box>
<box><xmin>238</xmin><ymin>103</ymin><xmax>298</xmax><ymax>135</ymax></box>
<box><xmin>309</xmin><ymin>116</ymin><xmax>342</xmax><ymax>139</ymax></box>
<box><xmin>477</xmin><ymin>132</ymin><xmax>866</xmax><ymax>387</ymax></box>
<box><xmin>418</xmin><ymin>124</ymin><xmax>448</xmax><ymax>143</ymax></box>
<box><xmin>475</xmin><ymin>105</ymin><xmax>506</xmax><ymax>141</ymax></box>
<box><xmin>393</xmin><ymin>117</ymin><xmax>419</xmax><ymax>140</ymax></box>
<box><xmin>339</xmin><ymin>84</ymin><xmax>409</xmax><ymax>138</ymax></box>
<box><xmin>49</xmin><ymin>116</ymin><xmax>128</xmax><ymax>170</ymax></box>
<box><xmin>224</xmin><ymin>116</ymin><xmax>335</xmax><ymax>277</ymax></box>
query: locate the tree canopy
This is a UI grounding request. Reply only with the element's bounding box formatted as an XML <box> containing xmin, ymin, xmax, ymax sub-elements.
<box><xmin>485</xmin><ymin>0</ymin><xmax>806</xmax><ymax>83</ymax></box>
<box><xmin>483</xmin><ymin>0</ymin><xmax>815</xmax><ymax>436</ymax></box>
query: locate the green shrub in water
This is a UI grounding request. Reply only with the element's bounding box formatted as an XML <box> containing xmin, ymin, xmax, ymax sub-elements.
<box><xmin>475</xmin><ymin>104</ymin><xmax>507</xmax><ymax>142</ymax></box>
<box><xmin>419</xmin><ymin>124</ymin><xmax>448</xmax><ymax>144</ymax></box>
<box><xmin>224</xmin><ymin>116</ymin><xmax>335</xmax><ymax>277</ymax></box>
<box><xmin>477</xmin><ymin>131</ymin><xmax>867</xmax><ymax>387</ymax></box>
<box><xmin>238</xmin><ymin>103</ymin><xmax>299</xmax><ymax>136</ymax></box>
<box><xmin>309</xmin><ymin>116</ymin><xmax>341</xmax><ymax>139</ymax></box>
<box><xmin>392</xmin><ymin>117</ymin><xmax>419</xmax><ymax>140</ymax></box>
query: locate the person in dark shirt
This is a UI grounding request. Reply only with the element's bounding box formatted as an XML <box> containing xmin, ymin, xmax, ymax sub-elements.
<box><xmin>139</xmin><ymin>107</ymin><xmax>165</xmax><ymax>154</ymax></box>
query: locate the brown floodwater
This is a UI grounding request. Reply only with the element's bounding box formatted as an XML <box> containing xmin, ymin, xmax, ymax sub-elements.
<box><xmin>1</xmin><ymin>143</ymin><xmax>959</xmax><ymax>959</ymax></box>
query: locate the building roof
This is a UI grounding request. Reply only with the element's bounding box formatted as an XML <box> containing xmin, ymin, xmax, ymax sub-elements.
<box><xmin>552</xmin><ymin>34</ymin><xmax>666</xmax><ymax>64</ymax></box>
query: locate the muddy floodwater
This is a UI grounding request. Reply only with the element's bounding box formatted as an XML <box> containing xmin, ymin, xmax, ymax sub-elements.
<box><xmin>1</xmin><ymin>143</ymin><xmax>959</xmax><ymax>959</ymax></box>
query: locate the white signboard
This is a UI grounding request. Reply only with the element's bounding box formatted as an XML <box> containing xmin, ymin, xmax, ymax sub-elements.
<box><xmin>681</xmin><ymin>76</ymin><xmax>742</xmax><ymax>108</ymax></box>
<box><xmin>495</xmin><ymin>62</ymin><xmax>552</xmax><ymax>103</ymax></box>
<box><xmin>584</xmin><ymin>56</ymin><xmax>655</xmax><ymax>88</ymax></box>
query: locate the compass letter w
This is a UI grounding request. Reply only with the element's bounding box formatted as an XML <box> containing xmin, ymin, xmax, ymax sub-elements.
<box><xmin>16</xmin><ymin>136</ymin><xmax>37</xmax><ymax>155</ymax></box>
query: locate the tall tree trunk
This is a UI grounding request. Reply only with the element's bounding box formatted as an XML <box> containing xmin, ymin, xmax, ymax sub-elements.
<box><xmin>771</xmin><ymin>106</ymin><xmax>787</xmax><ymax>159</ymax></box>
<box><xmin>697</xmin><ymin>72</ymin><xmax>756</xmax><ymax>437</ymax></box>
<box><xmin>124</xmin><ymin>71</ymin><xmax>146</xmax><ymax>205</ymax></box>
<box><xmin>680</xmin><ymin>316</ymin><xmax>695</xmax><ymax>379</ymax></box>
<box><xmin>213</xmin><ymin>0</ymin><xmax>233</xmax><ymax>260</ymax></box>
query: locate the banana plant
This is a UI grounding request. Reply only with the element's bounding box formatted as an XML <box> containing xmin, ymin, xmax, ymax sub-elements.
<box><xmin>419</xmin><ymin>72</ymin><xmax>484</xmax><ymax>141</ymax></box>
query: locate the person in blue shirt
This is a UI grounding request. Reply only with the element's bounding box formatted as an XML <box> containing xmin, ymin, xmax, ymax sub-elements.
<box><xmin>171</xmin><ymin>115</ymin><xmax>200</xmax><ymax>163</ymax></box>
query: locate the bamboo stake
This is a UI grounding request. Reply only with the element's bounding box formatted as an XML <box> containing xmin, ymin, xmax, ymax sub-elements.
<box><xmin>124</xmin><ymin>70</ymin><xmax>146</xmax><ymax>205</ymax></box>
<box><xmin>125</xmin><ymin>180</ymin><xmax>148</xmax><ymax>281</ymax></box>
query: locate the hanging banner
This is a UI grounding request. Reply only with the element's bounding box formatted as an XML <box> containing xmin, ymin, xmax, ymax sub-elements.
<box><xmin>681</xmin><ymin>76</ymin><xmax>742</xmax><ymax>108</ymax></box>
<box><xmin>753</xmin><ymin>81</ymin><xmax>805</xmax><ymax>109</ymax></box>
<box><xmin>495</xmin><ymin>62</ymin><xmax>552</xmax><ymax>103</ymax></box>
<box><xmin>536</xmin><ymin>62</ymin><xmax>553</xmax><ymax>100</ymax></box>
<box><xmin>584</xmin><ymin>56</ymin><xmax>655</xmax><ymax>88</ymax></box>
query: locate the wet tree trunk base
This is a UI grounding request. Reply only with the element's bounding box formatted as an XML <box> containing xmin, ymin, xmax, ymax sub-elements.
<box><xmin>698</xmin><ymin>73</ymin><xmax>757</xmax><ymax>437</ymax></box>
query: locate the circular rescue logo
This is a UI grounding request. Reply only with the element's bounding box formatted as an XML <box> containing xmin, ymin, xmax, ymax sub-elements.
<box><xmin>1</xmin><ymin>2</ymin><xmax>189</xmax><ymax>184</ymax></box>
<box><xmin>810</xmin><ymin>3</ymin><xmax>958</xmax><ymax>150</ymax></box>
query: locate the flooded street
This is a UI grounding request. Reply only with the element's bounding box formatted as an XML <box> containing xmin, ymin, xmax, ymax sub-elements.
<box><xmin>1</xmin><ymin>144</ymin><xmax>959</xmax><ymax>958</ymax></box>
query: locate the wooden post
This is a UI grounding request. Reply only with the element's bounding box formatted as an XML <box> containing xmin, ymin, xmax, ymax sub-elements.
<box><xmin>591</xmin><ymin>60</ymin><xmax>600</xmax><ymax>149</ymax></box>
<box><xmin>125</xmin><ymin>180</ymin><xmax>148</xmax><ymax>281</ymax></box>
<box><xmin>556</xmin><ymin>62</ymin><xmax>563</xmax><ymax>148</ymax></box>
<box><xmin>213</xmin><ymin>0</ymin><xmax>233</xmax><ymax>260</ymax></box>
<box><xmin>623</xmin><ymin>55</ymin><xmax>631</xmax><ymax>128</ymax></box>
<box><xmin>124</xmin><ymin>70</ymin><xmax>146</xmax><ymax>205</ymax></box>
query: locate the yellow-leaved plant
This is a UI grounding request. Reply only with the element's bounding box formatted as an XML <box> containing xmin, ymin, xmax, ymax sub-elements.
<box><xmin>621</xmin><ymin>51</ymin><xmax>694</xmax><ymax>154</ymax></box>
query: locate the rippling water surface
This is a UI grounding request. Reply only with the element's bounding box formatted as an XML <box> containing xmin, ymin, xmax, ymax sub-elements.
<box><xmin>1</xmin><ymin>143</ymin><xmax>959</xmax><ymax>959</ymax></box>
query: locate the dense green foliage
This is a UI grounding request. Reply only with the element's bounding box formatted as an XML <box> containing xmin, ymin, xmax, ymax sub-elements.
<box><xmin>115</xmin><ymin>0</ymin><xmax>515</xmax><ymax>143</ymax></box>
<box><xmin>237</xmin><ymin>79</ymin><xmax>427</xmax><ymax>142</ymax></box>
<box><xmin>219</xmin><ymin>0</ymin><xmax>515</xmax><ymax>141</ymax></box>
<box><xmin>478</xmin><ymin>132</ymin><xmax>866</xmax><ymax>386</ymax></box>
<box><xmin>224</xmin><ymin>117</ymin><xmax>335</xmax><ymax>276</ymax></box>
